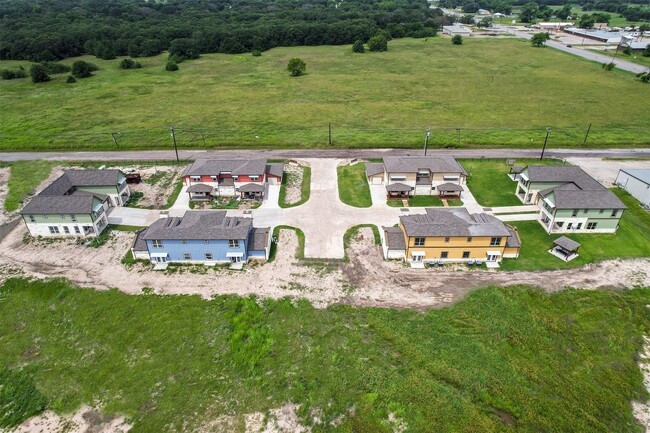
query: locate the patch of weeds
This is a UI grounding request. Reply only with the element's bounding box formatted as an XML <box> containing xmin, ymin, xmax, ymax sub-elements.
<box><xmin>0</xmin><ymin>367</ymin><xmax>47</xmax><ymax>429</ymax></box>
<box><xmin>342</xmin><ymin>282</ymin><xmax>357</xmax><ymax>294</ymax></box>
<box><xmin>281</xmin><ymin>282</ymin><xmax>309</xmax><ymax>292</ymax></box>
<box><xmin>126</xmin><ymin>191</ymin><xmax>144</xmax><ymax>208</ymax></box>
<box><xmin>141</xmin><ymin>287</ymin><xmax>154</xmax><ymax>295</ymax></box>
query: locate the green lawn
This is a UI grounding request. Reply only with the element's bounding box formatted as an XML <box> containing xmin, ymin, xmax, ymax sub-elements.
<box><xmin>501</xmin><ymin>188</ymin><xmax>650</xmax><ymax>271</ymax></box>
<box><xmin>279</xmin><ymin>165</ymin><xmax>311</xmax><ymax>208</ymax></box>
<box><xmin>587</xmin><ymin>48</ymin><xmax>650</xmax><ymax>69</ymax></box>
<box><xmin>1</xmin><ymin>38</ymin><xmax>649</xmax><ymax>151</ymax></box>
<box><xmin>462</xmin><ymin>158</ymin><xmax>568</xmax><ymax>207</ymax></box>
<box><xmin>338</xmin><ymin>163</ymin><xmax>372</xmax><ymax>208</ymax></box>
<box><xmin>4</xmin><ymin>161</ymin><xmax>56</xmax><ymax>211</ymax></box>
<box><xmin>1</xmin><ymin>278</ymin><xmax>649</xmax><ymax>431</ymax></box>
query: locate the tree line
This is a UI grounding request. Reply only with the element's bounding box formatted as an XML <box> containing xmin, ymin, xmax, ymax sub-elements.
<box><xmin>0</xmin><ymin>0</ymin><xmax>443</xmax><ymax>62</ymax></box>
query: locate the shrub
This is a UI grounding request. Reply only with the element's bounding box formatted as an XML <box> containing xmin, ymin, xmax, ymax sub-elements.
<box><xmin>602</xmin><ymin>62</ymin><xmax>616</xmax><ymax>71</ymax></box>
<box><xmin>352</xmin><ymin>40</ymin><xmax>365</xmax><ymax>53</ymax></box>
<box><xmin>40</xmin><ymin>62</ymin><xmax>70</xmax><ymax>74</ymax></box>
<box><xmin>165</xmin><ymin>61</ymin><xmax>179</xmax><ymax>71</ymax></box>
<box><xmin>367</xmin><ymin>34</ymin><xmax>388</xmax><ymax>52</ymax></box>
<box><xmin>287</xmin><ymin>58</ymin><xmax>306</xmax><ymax>77</ymax></box>
<box><xmin>622</xmin><ymin>47</ymin><xmax>632</xmax><ymax>55</ymax></box>
<box><xmin>29</xmin><ymin>64</ymin><xmax>50</xmax><ymax>83</ymax></box>
<box><xmin>1</xmin><ymin>68</ymin><xmax>27</xmax><ymax>80</ymax></box>
<box><xmin>251</xmin><ymin>50</ymin><xmax>262</xmax><ymax>57</ymax></box>
<box><xmin>71</xmin><ymin>60</ymin><xmax>97</xmax><ymax>78</ymax></box>
<box><xmin>643</xmin><ymin>44</ymin><xmax>650</xmax><ymax>57</ymax></box>
<box><xmin>637</xmin><ymin>72</ymin><xmax>650</xmax><ymax>83</ymax></box>
<box><xmin>119</xmin><ymin>59</ymin><xmax>142</xmax><ymax>69</ymax></box>
<box><xmin>66</xmin><ymin>75</ymin><xmax>77</xmax><ymax>83</ymax></box>
<box><xmin>452</xmin><ymin>35</ymin><xmax>463</xmax><ymax>45</ymax></box>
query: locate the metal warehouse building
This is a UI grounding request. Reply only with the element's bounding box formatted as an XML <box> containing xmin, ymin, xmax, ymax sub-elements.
<box><xmin>616</xmin><ymin>169</ymin><xmax>650</xmax><ymax>209</ymax></box>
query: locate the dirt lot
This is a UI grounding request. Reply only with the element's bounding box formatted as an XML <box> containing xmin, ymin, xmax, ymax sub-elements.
<box><xmin>0</xmin><ymin>226</ymin><xmax>648</xmax><ymax>311</ymax></box>
<box><xmin>10</xmin><ymin>405</ymin><xmax>131</xmax><ymax>433</ymax></box>
<box><xmin>124</xmin><ymin>165</ymin><xmax>183</xmax><ymax>208</ymax></box>
<box><xmin>283</xmin><ymin>163</ymin><xmax>304</xmax><ymax>205</ymax></box>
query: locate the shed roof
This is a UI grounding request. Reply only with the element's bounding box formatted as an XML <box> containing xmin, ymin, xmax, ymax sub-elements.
<box><xmin>187</xmin><ymin>183</ymin><xmax>213</xmax><ymax>193</ymax></box>
<box><xmin>365</xmin><ymin>162</ymin><xmax>385</xmax><ymax>177</ymax></box>
<box><xmin>142</xmin><ymin>211</ymin><xmax>251</xmax><ymax>240</ymax></box>
<box><xmin>400</xmin><ymin>208</ymin><xmax>512</xmax><ymax>238</ymax></box>
<box><xmin>248</xmin><ymin>227</ymin><xmax>270</xmax><ymax>251</ymax></box>
<box><xmin>437</xmin><ymin>182</ymin><xmax>464</xmax><ymax>192</ymax></box>
<box><xmin>132</xmin><ymin>229</ymin><xmax>148</xmax><ymax>252</ymax></box>
<box><xmin>553</xmin><ymin>236</ymin><xmax>580</xmax><ymax>252</ymax></box>
<box><xmin>239</xmin><ymin>183</ymin><xmax>265</xmax><ymax>192</ymax></box>
<box><xmin>266</xmin><ymin>163</ymin><xmax>285</xmax><ymax>178</ymax></box>
<box><xmin>383</xmin><ymin>226</ymin><xmax>406</xmax><ymax>251</ymax></box>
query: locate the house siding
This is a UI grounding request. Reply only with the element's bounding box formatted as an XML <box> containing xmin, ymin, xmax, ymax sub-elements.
<box><xmin>405</xmin><ymin>234</ymin><xmax>512</xmax><ymax>262</ymax></box>
<box><xmin>145</xmin><ymin>238</ymin><xmax>248</xmax><ymax>263</ymax></box>
<box><xmin>615</xmin><ymin>171</ymin><xmax>650</xmax><ymax>207</ymax></box>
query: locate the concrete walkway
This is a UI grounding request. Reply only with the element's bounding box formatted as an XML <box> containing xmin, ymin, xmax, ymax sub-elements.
<box><xmin>107</xmin><ymin>207</ymin><xmax>159</xmax><ymax>226</ymax></box>
<box><xmin>489</xmin><ymin>205</ymin><xmax>539</xmax><ymax>214</ymax></box>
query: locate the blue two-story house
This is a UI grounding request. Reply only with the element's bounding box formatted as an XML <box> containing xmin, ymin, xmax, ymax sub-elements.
<box><xmin>134</xmin><ymin>211</ymin><xmax>270</xmax><ymax>265</ymax></box>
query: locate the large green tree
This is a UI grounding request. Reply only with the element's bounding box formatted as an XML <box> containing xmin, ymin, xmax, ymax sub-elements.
<box><xmin>531</xmin><ymin>32</ymin><xmax>550</xmax><ymax>47</ymax></box>
<box><xmin>29</xmin><ymin>63</ymin><xmax>50</xmax><ymax>83</ymax></box>
<box><xmin>519</xmin><ymin>2</ymin><xmax>539</xmax><ymax>23</ymax></box>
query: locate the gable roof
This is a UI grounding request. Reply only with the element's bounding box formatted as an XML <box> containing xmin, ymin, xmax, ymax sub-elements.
<box><xmin>553</xmin><ymin>236</ymin><xmax>580</xmax><ymax>252</ymax></box>
<box><xmin>40</xmin><ymin>169</ymin><xmax>123</xmax><ymax>196</ymax></box>
<box><xmin>365</xmin><ymin>163</ymin><xmax>385</xmax><ymax>177</ymax></box>
<box><xmin>248</xmin><ymin>227</ymin><xmax>270</xmax><ymax>251</ymax></box>
<box><xmin>383</xmin><ymin>226</ymin><xmax>406</xmax><ymax>250</ymax></box>
<box><xmin>400</xmin><ymin>208</ymin><xmax>511</xmax><ymax>238</ymax></box>
<box><xmin>383</xmin><ymin>156</ymin><xmax>467</xmax><ymax>175</ymax></box>
<box><xmin>182</xmin><ymin>159</ymin><xmax>267</xmax><ymax>177</ymax></box>
<box><xmin>20</xmin><ymin>193</ymin><xmax>105</xmax><ymax>215</ymax></box>
<box><xmin>187</xmin><ymin>183</ymin><xmax>213</xmax><ymax>193</ymax></box>
<box><xmin>523</xmin><ymin>165</ymin><xmax>603</xmax><ymax>190</ymax></box>
<box><xmin>142</xmin><ymin>211</ymin><xmax>252</xmax><ymax>240</ymax></box>
<box><xmin>541</xmin><ymin>188</ymin><xmax>626</xmax><ymax>209</ymax></box>
<box><xmin>266</xmin><ymin>163</ymin><xmax>285</xmax><ymax>178</ymax></box>
<box><xmin>386</xmin><ymin>183</ymin><xmax>413</xmax><ymax>192</ymax></box>
<box><xmin>238</xmin><ymin>183</ymin><xmax>265</xmax><ymax>192</ymax></box>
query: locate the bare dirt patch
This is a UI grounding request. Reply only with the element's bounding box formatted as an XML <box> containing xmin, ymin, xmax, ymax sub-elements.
<box><xmin>633</xmin><ymin>335</ymin><xmax>650</xmax><ymax>431</ymax></box>
<box><xmin>283</xmin><ymin>163</ymin><xmax>304</xmax><ymax>205</ymax></box>
<box><xmin>124</xmin><ymin>165</ymin><xmax>183</xmax><ymax>208</ymax></box>
<box><xmin>0</xmin><ymin>225</ymin><xmax>649</xmax><ymax>312</ymax></box>
<box><xmin>8</xmin><ymin>405</ymin><xmax>131</xmax><ymax>433</ymax></box>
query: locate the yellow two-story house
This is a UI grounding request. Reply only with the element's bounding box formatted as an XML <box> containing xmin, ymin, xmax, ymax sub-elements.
<box><xmin>383</xmin><ymin>208</ymin><xmax>520</xmax><ymax>267</ymax></box>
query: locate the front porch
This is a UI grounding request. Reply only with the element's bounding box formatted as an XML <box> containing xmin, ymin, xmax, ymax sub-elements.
<box><xmin>238</xmin><ymin>183</ymin><xmax>266</xmax><ymax>200</ymax></box>
<box><xmin>187</xmin><ymin>183</ymin><xmax>214</xmax><ymax>201</ymax></box>
<box><xmin>386</xmin><ymin>182</ymin><xmax>413</xmax><ymax>200</ymax></box>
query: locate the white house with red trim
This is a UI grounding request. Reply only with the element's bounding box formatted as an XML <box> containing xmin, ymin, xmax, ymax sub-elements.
<box><xmin>181</xmin><ymin>159</ymin><xmax>284</xmax><ymax>200</ymax></box>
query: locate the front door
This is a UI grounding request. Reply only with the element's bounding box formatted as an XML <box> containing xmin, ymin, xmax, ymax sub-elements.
<box><xmin>412</xmin><ymin>254</ymin><xmax>423</xmax><ymax>262</ymax></box>
<box><xmin>230</xmin><ymin>256</ymin><xmax>242</xmax><ymax>263</ymax></box>
<box><xmin>486</xmin><ymin>254</ymin><xmax>498</xmax><ymax>262</ymax></box>
<box><xmin>154</xmin><ymin>256</ymin><xmax>167</xmax><ymax>263</ymax></box>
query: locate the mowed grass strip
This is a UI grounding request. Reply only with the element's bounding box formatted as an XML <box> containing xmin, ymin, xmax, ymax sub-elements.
<box><xmin>4</xmin><ymin>161</ymin><xmax>56</xmax><ymax>211</ymax></box>
<box><xmin>0</xmin><ymin>38</ymin><xmax>648</xmax><ymax>151</ymax></box>
<box><xmin>501</xmin><ymin>188</ymin><xmax>650</xmax><ymax>271</ymax></box>
<box><xmin>0</xmin><ymin>278</ymin><xmax>648</xmax><ymax>431</ymax></box>
<box><xmin>338</xmin><ymin>163</ymin><xmax>372</xmax><ymax>208</ymax></box>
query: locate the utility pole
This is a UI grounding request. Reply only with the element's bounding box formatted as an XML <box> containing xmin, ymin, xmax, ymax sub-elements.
<box><xmin>583</xmin><ymin>123</ymin><xmax>592</xmax><ymax>146</ymax></box>
<box><xmin>540</xmin><ymin>127</ymin><xmax>551</xmax><ymax>161</ymax></box>
<box><xmin>170</xmin><ymin>126</ymin><xmax>179</xmax><ymax>162</ymax></box>
<box><xmin>424</xmin><ymin>127</ymin><xmax>430</xmax><ymax>156</ymax></box>
<box><xmin>328</xmin><ymin>123</ymin><xmax>332</xmax><ymax>146</ymax></box>
<box><xmin>111</xmin><ymin>132</ymin><xmax>118</xmax><ymax>148</ymax></box>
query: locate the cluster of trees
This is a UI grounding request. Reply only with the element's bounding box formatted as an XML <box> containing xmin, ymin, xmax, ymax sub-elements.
<box><xmin>119</xmin><ymin>59</ymin><xmax>142</xmax><ymax>69</ymax></box>
<box><xmin>0</xmin><ymin>0</ymin><xmax>444</xmax><ymax>61</ymax></box>
<box><xmin>439</xmin><ymin>0</ymin><xmax>513</xmax><ymax>15</ymax></box>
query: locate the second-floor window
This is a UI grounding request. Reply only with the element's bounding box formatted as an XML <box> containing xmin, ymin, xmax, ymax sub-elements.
<box><xmin>467</xmin><ymin>236</ymin><xmax>472</xmax><ymax>243</ymax></box>
<box><xmin>611</xmin><ymin>209</ymin><xmax>618</xmax><ymax>217</ymax></box>
<box><xmin>152</xmin><ymin>240</ymin><xmax>163</xmax><ymax>248</ymax></box>
<box><xmin>444</xmin><ymin>237</ymin><xmax>450</xmax><ymax>243</ymax></box>
<box><xmin>490</xmin><ymin>237</ymin><xmax>501</xmax><ymax>246</ymax></box>
<box><xmin>229</xmin><ymin>239</ymin><xmax>240</xmax><ymax>248</ymax></box>
<box><xmin>414</xmin><ymin>237</ymin><xmax>425</xmax><ymax>246</ymax></box>
<box><xmin>28</xmin><ymin>215</ymin><xmax>35</xmax><ymax>222</ymax></box>
<box><xmin>572</xmin><ymin>209</ymin><xmax>578</xmax><ymax>217</ymax></box>
<box><xmin>250</xmin><ymin>176</ymin><xmax>259</xmax><ymax>181</ymax></box>
<box><xmin>191</xmin><ymin>176</ymin><xmax>200</xmax><ymax>182</ymax></box>
<box><xmin>70</xmin><ymin>215</ymin><xmax>77</xmax><ymax>222</ymax></box>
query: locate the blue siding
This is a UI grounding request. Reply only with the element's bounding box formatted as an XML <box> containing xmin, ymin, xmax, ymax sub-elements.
<box><xmin>146</xmin><ymin>238</ymin><xmax>248</xmax><ymax>262</ymax></box>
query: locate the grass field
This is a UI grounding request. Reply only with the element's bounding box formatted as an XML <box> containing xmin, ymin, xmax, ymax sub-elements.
<box><xmin>1</xmin><ymin>278</ymin><xmax>649</xmax><ymax>431</ymax></box>
<box><xmin>462</xmin><ymin>158</ymin><xmax>568</xmax><ymax>207</ymax></box>
<box><xmin>4</xmin><ymin>161</ymin><xmax>56</xmax><ymax>211</ymax></box>
<box><xmin>501</xmin><ymin>188</ymin><xmax>650</xmax><ymax>270</ymax></box>
<box><xmin>1</xmin><ymin>38</ymin><xmax>648</xmax><ymax>151</ymax></box>
<box><xmin>338</xmin><ymin>163</ymin><xmax>372</xmax><ymax>208</ymax></box>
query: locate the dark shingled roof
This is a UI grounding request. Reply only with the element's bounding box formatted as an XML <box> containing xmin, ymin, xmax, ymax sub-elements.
<box><xmin>266</xmin><ymin>163</ymin><xmax>284</xmax><ymax>178</ymax></box>
<box><xmin>437</xmin><ymin>182</ymin><xmax>464</xmax><ymax>192</ymax></box>
<box><xmin>132</xmin><ymin>229</ymin><xmax>148</xmax><ymax>252</ymax></box>
<box><xmin>40</xmin><ymin>169</ymin><xmax>123</xmax><ymax>196</ymax></box>
<box><xmin>386</xmin><ymin>183</ymin><xmax>413</xmax><ymax>192</ymax></box>
<box><xmin>142</xmin><ymin>211</ymin><xmax>252</xmax><ymax>240</ymax></box>
<box><xmin>20</xmin><ymin>194</ymin><xmax>106</xmax><ymax>215</ymax></box>
<box><xmin>510</xmin><ymin>165</ymin><xmax>524</xmax><ymax>173</ymax></box>
<box><xmin>383</xmin><ymin>226</ymin><xmax>406</xmax><ymax>251</ymax></box>
<box><xmin>505</xmin><ymin>225</ymin><xmax>521</xmax><ymax>248</ymax></box>
<box><xmin>553</xmin><ymin>236</ymin><xmax>580</xmax><ymax>252</ymax></box>
<box><xmin>238</xmin><ymin>183</ymin><xmax>265</xmax><ymax>192</ymax></box>
<box><xmin>383</xmin><ymin>156</ymin><xmax>467</xmax><ymax>175</ymax></box>
<box><xmin>523</xmin><ymin>165</ymin><xmax>603</xmax><ymax>190</ymax></box>
<box><xmin>248</xmin><ymin>227</ymin><xmax>270</xmax><ymax>251</ymax></box>
<box><xmin>542</xmin><ymin>188</ymin><xmax>626</xmax><ymax>209</ymax></box>
<box><xmin>187</xmin><ymin>183</ymin><xmax>213</xmax><ymax>193</ymax></box>
<box><xmin>365</xmin><ymin>162</ymin><xmax>385</xmax><ymax>177</ymax></box>
<box><xmin>182</xmin><ymin>159</ymin><xmax>267</xmax><ymax>177</ymax></box>
<box><xmin>400</xmin><ymin>208</ymin><xmax>512</xmax><ymax>238</ymax></box>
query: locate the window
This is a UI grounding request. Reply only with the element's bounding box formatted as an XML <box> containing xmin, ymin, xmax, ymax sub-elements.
<box><xmin>489</xmin><ymin>237</ymin><xmax>501</xmax><ymax>246</ymax></box>
<box><xmin>611</xmin><ymin>209</ymin><xmax>618</xmax><ymax>217</ymax></box>
<box><xmin>181</xmin><ymin>240</ymin><xmax>187</xmax><ymax>244</ymax></box>
<box><xmin>599</xmin><ymin>209</ymin><xmax>605</xmax><ymax>214</ymax></box>
<box><xmin>203</xmin><ymin>239</ymin><xmax>209</xmax><ymax>244</ymax></box>
<box><xmin>441</xmin><ymin>251</ymin><xmax>449</xmax><ymax>259</ymax></box>
<box><xmin>467</xmin><ymin>236</ymin><xmax>472</xmax><ymax>243</ymax></box>
<box><xmin>229</xmin><ymin>239</ymin><xmax>240</xmax><ymax>248</ymax></box>
<box><xmin>152</xmin><ymin>240</ymin><xmax>163</xmax><ymax>248</ymax></box>
<box><xmin>443</xmin><ymin>176</ymin><xmax>459</xmax><ymax>181</ymax></box>
<box><xmin>232</xmin><ymin>176</ymin><xmax>239</xmax><ymax>181</ymax></box>
<box><xmin>250</xmin><ymin>176</ymin><xmax>259</xmax><ymax>181</ymax></box>
<box><xmin>48</xmin><ymin>226</ymin><xmax>60</xmax><ymax>234</ymax></box>
<box><xmin>63</xmin><ymin>226</ymin><xmax>70</xmax><ymax>234</ymax></box>
<box><xmin>74</xmin><ymin>226</ymin><xmax>80</xmax><ymax>234</ymax></box>
<box><xmin>576</xmin><ymin>223</ymin><xmax>582</xmax><ymax>230</ymax></box>
<box><xmin>583</xmin><ymin>209</ymin><xmax>588</xmax><ymax>214</ymax></box>
<box><xmin>210</xmin><ymin>176</ymin><xmax>217</xmax><ymax>181</ymax></box>
<box><xmin>567</xmin><ymin>223</ymin><xmax>573</xmax><ymax>230</ymax></box>
<box><xmin>462</xmin><ymin>251</ymin><xmax>470</xmax><ymax>259</ymax></box>
<box><xmin>183</xmin><ymin>253</ymin><xmax>191</xmax><ymax>260</ymax></box>
<box><xmin>70</xmin><ymin>214</ymin><xmax>77</xmax><ymax>222</ymax></box>
<box><xmin>557</xmin><ymin>222</ymin><xmax>564</xmax><ymax>227</ymax></box>
<box><xmin>59</xmin><ymin>214</ymin><xmax>66</xmax><ymax>219</ymax></box>
<box><xmin>191</xmin><ymin>176</ymin><xmax>200</xmax><ymax>182</ymax></box>
<box><xmin>572</xmin><ymin>209</ymin><xmax>578</xmax><ymax>217</ymax></box>
<box><xmin>444</xmin><ymin>237</ymin><xmax>450</xmax><ymax>243</ymax></box>
<box><xmin>587</xmin><ymin>222</ymin><xmax>597</xmax><ymax>230</ymax></box>
<box><xmin>28</xmin><ymin>215</ymin><xmax>35</xmax><ymax>222</ymax></box>
<box><xmin>205</xmin><ymin>253</ymin><xmax>213</xmax><ymax>260</ymax></box>
<box><xmin>390</xmin><ymin>176</ymin><xmax>406</xmax><ymax>182</ymax></box>
<box><xmin>414</xmin><ymin>237</ymin><xmax>425</xmax><ymax>246</ymax></box>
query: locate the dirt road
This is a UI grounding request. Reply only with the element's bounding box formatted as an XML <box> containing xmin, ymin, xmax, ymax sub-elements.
<box><xmin>0</xmin><ymin>226</ymin><xmax>647</xmax><ymax>310</ymax></box>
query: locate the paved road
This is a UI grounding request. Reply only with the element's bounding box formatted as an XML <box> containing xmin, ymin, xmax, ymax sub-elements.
<box><xmin>495</xmin><ymin>25</ymin><xmax>648</xmax><ymax>74</ymax></box>
<box><xmin>2</xmin><ymin>148</ymin><xmax>650</xmax><ymax>162</ymax></box>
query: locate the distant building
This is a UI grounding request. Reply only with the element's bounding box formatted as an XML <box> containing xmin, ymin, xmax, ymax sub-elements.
<box><xmin>563</xmin><ymin>27</ymin><xmax>630</xmax><ymax>44</ymax></box>
<box><xmin>618</xmin><ymin>40</ymin><xmax>649</xmax><ymax>52</ymax></box>
<box><xmin>442</xmin><ymin>25</ymin><xmax>472</xmax><ymax>37</ymax></box>
<box><xmin>477</xmin><ymin>8</ymin><xmax>490</xmax><ymax>15</ymax></box>
<box><xmin>616</xmin><ymin>169</ymin><xmax>650</xmax><ymax>209</ymax></box>
<box><xmin>535</xmin><ymin>22</ymin><xmax>574</xmax><ymax>30</ymax></box>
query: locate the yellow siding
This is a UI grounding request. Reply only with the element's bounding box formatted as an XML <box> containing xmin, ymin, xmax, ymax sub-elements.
<box><xmin>405</xmin><ymin>234</ymin><xmax>510</xmax><ymax>260</ymax></box>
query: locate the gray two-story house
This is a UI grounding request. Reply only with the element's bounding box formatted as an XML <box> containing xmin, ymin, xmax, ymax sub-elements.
<box><xmin>19</xmin><ymin>169</ymin><xmax>130</xmax><ymax>238</ymax></box>
<box><xmin>515</xmin><ymin>165</ymin><xmax>626</xmax><ymax>234</ymax></box>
